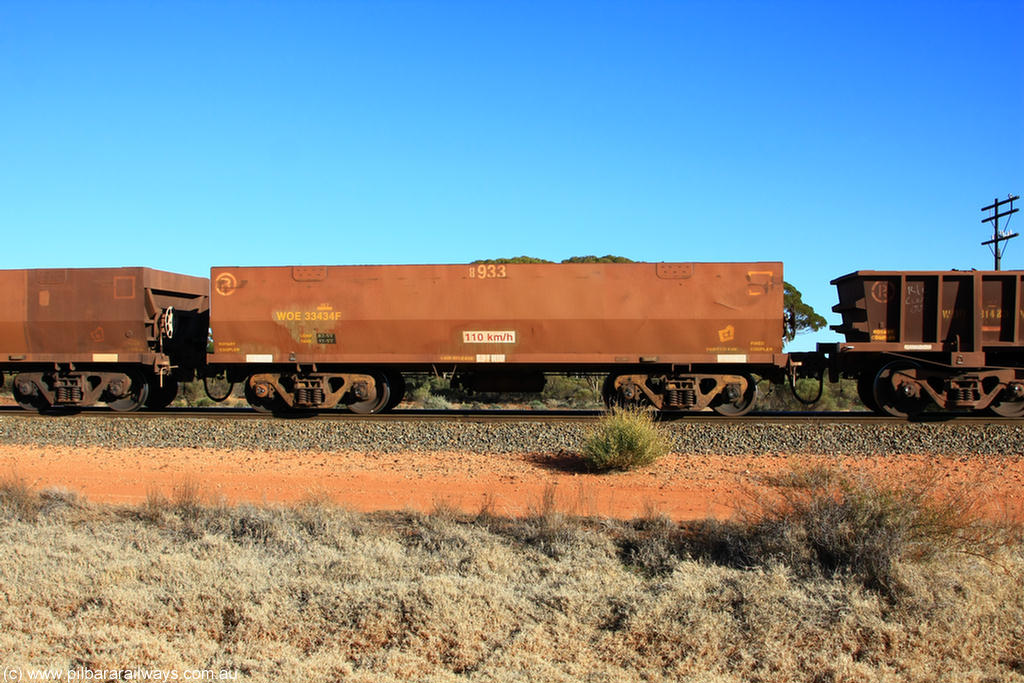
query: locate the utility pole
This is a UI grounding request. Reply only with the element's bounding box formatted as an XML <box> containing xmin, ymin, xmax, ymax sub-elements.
<box><xmin>981</xmin><ymin>195</ymin><xmax>1019</xmax><ymax>270</ymax></box>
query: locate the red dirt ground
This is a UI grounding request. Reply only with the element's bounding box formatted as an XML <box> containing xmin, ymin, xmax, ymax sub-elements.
<box><xmin>2</xmin><ymin>445</ymin><xmax>1022</xmax><ymax>521</ymax></box>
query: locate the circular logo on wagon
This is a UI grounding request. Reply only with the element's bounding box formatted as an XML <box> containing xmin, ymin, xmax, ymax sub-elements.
<box><xmin>215</xmin><ymin>272</ymin><xmax>239</xmax><ymax>296</ymax></box>
<box><xmin>870</xmin><ymin>280</ymin><xmax>895</xmax><ymax>304</ymax></box>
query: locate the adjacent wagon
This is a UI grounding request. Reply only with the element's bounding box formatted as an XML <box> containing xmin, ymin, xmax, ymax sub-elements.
<box><xmin>0</xmin><ymin>267</ymin><xmax>209</xmax><ymax>410</ymax></box>
<box><xmin>827</xmin><ymin>269</ymin><xmax>1024</xmax><ymax>416</ymax></box>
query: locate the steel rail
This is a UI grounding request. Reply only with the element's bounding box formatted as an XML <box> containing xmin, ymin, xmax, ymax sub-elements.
<box><xmin>0</xmin><ymin>405</ymin><xmax>1019</xmax><ymax>426</ymax></box>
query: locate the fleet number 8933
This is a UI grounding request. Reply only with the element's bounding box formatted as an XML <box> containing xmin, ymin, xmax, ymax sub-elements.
<box><xmin>469</xmin><ymin>264</ymin><xmax>507</xmax><ymax>279</ymax></box>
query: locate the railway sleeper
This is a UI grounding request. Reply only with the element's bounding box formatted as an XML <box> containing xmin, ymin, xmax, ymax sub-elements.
<box><xmin>245</xmin><ymin>372</ymin><xmax>387</xmax><ymax>412</ymax></box>
<box><xmin>607</xmin><ymin>373</ymin><xmax>757</xmax><ymax>415</ymax></box>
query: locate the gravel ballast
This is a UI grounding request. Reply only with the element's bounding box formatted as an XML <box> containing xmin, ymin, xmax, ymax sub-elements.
<box><xmin>1</xmin><ymin>414</ymin><xmax>1022</xmax><ymax>455</ymax></box>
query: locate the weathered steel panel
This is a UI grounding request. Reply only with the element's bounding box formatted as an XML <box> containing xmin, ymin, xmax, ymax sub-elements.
<box><xmin>0</xmin><ymin>267</ymin><xmax>209</xmax><ymax>364</ymax></box>
<box><xmin>210</xmin><ymin>262</ymin><xmax>785</xmax><ymax>367</ymax></box>
<box><xmin>0</xmin><ymin>271</ymin><xmax>30</xmax><ymax>359</ymax></box>
<box><xmin>831</xmin><ymin>270</ymin><xmax>1024</xmax><ymax>352</ymax></box>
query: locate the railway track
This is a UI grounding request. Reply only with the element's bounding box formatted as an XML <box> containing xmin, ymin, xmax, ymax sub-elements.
<box><xmin>0</xmin><ymin>405</ymin><xmax>1019</xmax><ymax>426</ymax></box>
<box><xmin>2</xmin><ymin>405</ymin><xmax>1020</xmax><ymax>457</ymax></box>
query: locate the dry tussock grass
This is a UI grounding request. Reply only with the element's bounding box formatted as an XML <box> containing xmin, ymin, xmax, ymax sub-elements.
<box><xmin>0</xmin><ymin>469</ymin><xmax>1022</xmax><ymax>682</ymax></box>
<box><xmin>737</xmin><ymin>461</ymin><xmax>1024</xmax><ymax>596</ymax></box>
<box><xmin>582</xmin><ymin>407</ymin><xmax>669</xmax><ymax>471</ymax></box>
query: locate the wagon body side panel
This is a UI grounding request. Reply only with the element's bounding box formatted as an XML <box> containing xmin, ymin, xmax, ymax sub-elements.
<box><xmin>209</xmin><ymin>262</ymin><xmax>785</xmax><ymax>369</ymax></box>
<box><xmin>0</xmin><ymin>267</ymin><xmax>208</xmax><ymax>365</ymax></box>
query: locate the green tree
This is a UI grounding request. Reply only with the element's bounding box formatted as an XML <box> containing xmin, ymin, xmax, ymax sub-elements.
<box><xmin>472</xmin><ymin>256</ymin><xmax>553</xmax><ymax>264</ymax></box>
<box><xmin>783</xmin><ymin>282</ymin><xmax>827</xmax><ymax>342</ymax></box>
<box><xmin>560</xmin><ymin>255</ymin><xmax>634</xmax><ymax>263</ymax></box>
<box><xmin>472</xmin><ymin>255</ymin><xmax>635</xmax><ymax>264</ymax></box>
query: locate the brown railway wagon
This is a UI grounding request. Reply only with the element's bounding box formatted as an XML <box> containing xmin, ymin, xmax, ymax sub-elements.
<box><xmin>829</xmin><ymin>270</ymin><xmax>1024</xmax><ymax>417</ymax></box>
<box><xmin>0</xmin><ymin>267</ymin><xmax>210</xmax><ymax>411</ymax></box>
<box><xmin>209</xmin><ymin>262</ymin><xmax>787</xmax><ymax>414</ymax></box>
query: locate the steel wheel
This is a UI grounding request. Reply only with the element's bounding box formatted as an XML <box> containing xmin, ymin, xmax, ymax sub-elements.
<box><xmin>244</xmin><ymin>380</ymin><xmax>280</xmax><ymax>413</ymax></box>
<box><xmin>13</xmin><ymin>376</ymin><xmax>49</xmax><ymax>412</ymax></box>
<box><xmin>384</xmin><ymin>372</ymin><xmax>406</xmax><ymax>411</ymax></box>
<box><xmin>872</xmin><ymin>361</ymin><xmax>926</xmax><ymax>418</ymax></box>
<box><xmin>857</xmin><ymin>371</ymin><xmax>883</xmax><ymax>414</ymax></box>
<box><xmin>711</xmin><ymin>374</ymin><xmax>757</xmax><ymax>416</ymax></box>
<box><xmin>348</xmin><ymin>374</ymin><xmax>391</xmax><ymax>414</ymax></box>
<box><xmin>145</xmin><ymin>376</ymin><xmax>179</xmax><ymax>409</ymax></box>
<box><xmin>990</xmin><ymin>399</ymin><xmax>1024</xmax><ymax>418</ymax></box>
<box><xmin>601</xmin><ymin>375</ymin><xmax>653</xmax><ymax>410</ymax></box>
<box><xmin>989</xmin><ymin>389</ymin><xmax>1024</xmax><ymax>418</ymax></box>
<box><xmin>107</xmin><ymin>370</ymin><xmax>150</xmax><ymax>412</ymax></box>
<box><xmin>601</xmin><ymin>375</ymin><xmax>620</xmax><ymax>409</ymax></box>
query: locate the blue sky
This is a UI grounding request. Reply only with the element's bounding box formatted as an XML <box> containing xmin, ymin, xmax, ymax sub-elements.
<box><xmin>2</xmin><ymin>1</ymin><xmax>1021</xmax><ymax>350</ymax></box>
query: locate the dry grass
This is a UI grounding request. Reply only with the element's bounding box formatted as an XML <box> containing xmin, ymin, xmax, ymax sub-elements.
<box><xmin>0</xmin><ymin>470</ymin><xmax>40</xmax><ymax>521</ymax></box>
<box><xmin>722</xmin><ymin>462</ymin><xmax>1024</xmax><ymax>596</ymax></box>
<box><xmin>0</xmin><ymin>470</ymin><xmax>1022</xmax><ymax>682</ymax></box>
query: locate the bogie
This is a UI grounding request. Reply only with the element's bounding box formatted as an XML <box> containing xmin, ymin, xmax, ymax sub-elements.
<box><xmin>603</xmin><ymin>372</ymin><xmax>758</xmax><ymax>415</ymax></box>
<box><xmin>242</xmin><ymin>371</ymin><xmax>393</xmax><ymax>414</ymax></box>
<box><xmin>11</xmin><ymin>369</ymin><xmax>152</xmax><ymax>412</ymax></box>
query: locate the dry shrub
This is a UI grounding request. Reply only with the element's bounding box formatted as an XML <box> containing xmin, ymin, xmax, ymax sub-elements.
<box><xmin>140</xmin><ymin>485</ymin><xmax>170</xmax><ymax>523</ymax></box>
<box><xmin>38</xmin><ymin>487</ymin><xmax>79</xmax><ymax>507</ymax></box>
<box><xmin>529</xmin><ymin>481</ymin><xmax>561</xmax><ymax>520</ymax></box>
<box><xmin>475</xmin><ymin>492</ymin><xmax>497</xmax><ymax>521</ymax></box>
<box><xmin>694</xmin><ymin>463</ymin><xmax>1022</xmax><ymax>597</ymax></box>
<box><xmin>466</xmin><ymin>483</ymin><xmax>605</xmax><ymax>560</ymax></box>
<box><xmin>616</xmin><ymin>508</ymin><xmax>683</xmax><ymax>577</ymax></box>
<box><xmin>133</xmin><ymin>478</ymin><xmax>209</xmax><ymax>535</ymax></box>
<box><xmin>172</xmin><ymin>476</ymin><xmax>204</xmax><ymax>521</ymax></box>
<box><xmin>430</xmin><ymin>497</ymin><xmax>463</xmax><ymax>521</ymax></box>
<box><xmin>582</xmin><ymin>408</ymin><xmax>668</xmax><ymax>472</ymax></box>
<box><xmin>0</xmin><ymin>471</ymin><xmax>40</xmax><ymax>521</ymax></box>
<box><xmin>230</xmin><ymin>505</ymin><xmax>284</xmax><ymax>545</ymax></box>
<box><xmin>294</xmin><ymin>490</ymin><xmax>342</xmax><ymax>540</ymax></box>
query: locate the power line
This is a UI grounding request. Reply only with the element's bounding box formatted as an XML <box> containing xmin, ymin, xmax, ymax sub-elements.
<box><xmin>981</xmin><ymin>195</ymin><xmax>1019</xmax><ymax>270</ymax></box>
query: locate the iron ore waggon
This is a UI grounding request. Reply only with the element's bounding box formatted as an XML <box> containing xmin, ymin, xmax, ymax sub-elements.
<box><xmin>208</xmin><ymin>262</ymin><xmax>787</xmax><ymax>414</ymax></box>
<box><xmin>3</xmin><ymin>262</ymin><xmax>1022</xmax><ymax>418</ymax></box>
<box><xmin>825</xmin><ymin>269</ymin><xmax>1024</xmax><ymax>417</ymax></box>
<box><xmin>0</xmin><ymin>267</ymin><xmax>209</xmax><ymax>411</ymax></box>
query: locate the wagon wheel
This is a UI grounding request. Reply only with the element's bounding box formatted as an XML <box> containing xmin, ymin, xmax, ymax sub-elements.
<box><xmin>600</xmin><ymin>375</ymin><xmax>653</xmax><ymax>410</ymax></box>
<box><xmin>145</xmin><ymin>376</ymin><xmax>179</xmax><ymax>410</ymax></box>
<box><xmin>13</xmin><ymin>376</ymin><xmax>50</xmax><ymax>412</ymax></box>
<box><xmin>711</xmin><ymin>374</ymin><xmax>757</xmax><ymax>416</ymax></box>
<box><xmin>384</xmin><ymin>372</ymin><xmax>406</xmax><ymax>411</ymax></box>
<box><xmin>107</xmin><ymin>370</ymin><xmax>150</xmax><ymax>412</ymax></box>
<box><xmin>348</xmin><ymin>374</ymin><xmax>391</xmax><ymax>414</ymax></box>
<box><xmin>244</xmin><ymin>380</ymin><xmax>281</xmax><ymax>413</ymax></box>
<box><xmin>989</xmin><ymin>390</ymin><xmax>1024</xmax><ymax>418</ymax></box>
<box><xmin>872</xmin><ymin>361</ymin><xmax>926</xmax><ymax>418</ymax></box>
<box><xmin>601</xmin><ymin>375</ymin><xmax>619</xmax><ymax>409</ymax></box>
<box><xmin>857</xmin><ymin>371</ymin><xmax>883</xmax><ymax>414</ymax></box>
